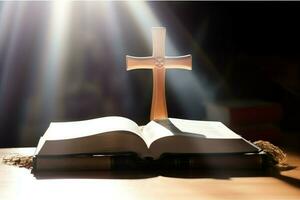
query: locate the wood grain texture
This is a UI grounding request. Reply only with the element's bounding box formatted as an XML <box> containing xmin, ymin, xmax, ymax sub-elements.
<box><xmin>1</xmin><ymin>148</ymin><xmax>300</xmax><ymax>200</ymax></box>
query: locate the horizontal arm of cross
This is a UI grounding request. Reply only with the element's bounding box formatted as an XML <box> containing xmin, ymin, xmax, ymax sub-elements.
<box><xmin>165</xmin><ymin>55</ymin><xmax>192</xmax><ymax>70</ymax></box>
<box><xmin>126</xmin><ymin>55</ymin><xmax>192</xmax><ymax>71</ymax></box>
<box><xmin>126</xmin><ymin>56</ymin><xmax>155</xmax><ymax>70</ymax></box>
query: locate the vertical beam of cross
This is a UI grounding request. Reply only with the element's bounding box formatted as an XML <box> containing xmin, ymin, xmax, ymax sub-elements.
<box><xmin>126</xmin><ymin>27</ymin><xmax>192</xmax><ymax>121</ymax></box>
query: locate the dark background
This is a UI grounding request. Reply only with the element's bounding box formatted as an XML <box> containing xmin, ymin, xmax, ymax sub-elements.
<box><xmin>0</xmin><ymin>1</ymin><xmax>299</xmax><ymax>148</ymax></box>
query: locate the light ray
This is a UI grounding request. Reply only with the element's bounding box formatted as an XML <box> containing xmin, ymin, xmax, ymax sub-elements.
<box><xmin>69</xmin><ymin>2</ymin><xmax>135</xmax><ymax>116</ymax></box>
<box><xmin>101</xmin><ymin>2</ymin><xmax>134</xmax><ymax>115</ymax></box>
<box><xmin>18</xmin><ymin>1</ymin><xmax>72</xmax><ymax>144</ymax></box>
<box><xmin>0</xmin><ymin>3</ymin><xmax>13</xmax><ymax>54</ymax></box>
<box><xmin>0</xmin><ymin>3</ymin><xmax>26</xmax><ymax>109</ymax></box>
<box><xmin>39</xmin><ymin>1</ymin><xmax>71</xmax><ymax>120</ymax></box>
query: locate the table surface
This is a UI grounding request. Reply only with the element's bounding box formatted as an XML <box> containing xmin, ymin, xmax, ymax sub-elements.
<box><xmin>1</xmin><ymin>148</ymin><xmax>300</xmax><ymax>200</ymax></box>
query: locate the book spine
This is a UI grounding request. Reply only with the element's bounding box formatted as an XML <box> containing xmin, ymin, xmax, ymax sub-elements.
<box><xmin>157</xmin><ymin>153</ymin><xmax>267</xmax><ymax>170</ymax></box>
<box><xmin>33</xmin><ymin>155</ymin><xmax>141</xmax><ymax>172</ymax></box>
<box><xmin>33</xmin><ymin>154</ymin><xmax>268</xmax><ymax>172</ymax></box>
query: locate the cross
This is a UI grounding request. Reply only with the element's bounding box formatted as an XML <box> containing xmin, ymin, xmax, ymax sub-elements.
<box><xmin>126</xmin><ymin>27</ymin><xmax>192</xmax><ymax>121</ymax></box>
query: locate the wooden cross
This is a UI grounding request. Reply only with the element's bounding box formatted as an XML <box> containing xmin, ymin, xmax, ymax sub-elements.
<box><xmin>126</xmin><ymin>27</ymin><xmax>192</xmax><ymax>121</ymax></box>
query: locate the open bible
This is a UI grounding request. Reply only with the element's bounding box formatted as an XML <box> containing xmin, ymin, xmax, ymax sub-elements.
<box><xmin>33</xmin><ymin>116</ymin><xmax>263</xmax><ymax>172</ymax></box>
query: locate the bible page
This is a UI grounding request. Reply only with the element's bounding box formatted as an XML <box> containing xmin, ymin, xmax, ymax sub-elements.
<box><xmin>169</xmin><ymin>118</ymin><xmax>241</xmax><ymax>139</ymax></box>
<box><xmin>44</xmin><ymin>116</ymin><xmax>142</xmax><ymax>140</ymax></box>
<box><xmin>141</xmin><ymin>121</ymin><xmax>174</xmax><ymax>148</ymax></box>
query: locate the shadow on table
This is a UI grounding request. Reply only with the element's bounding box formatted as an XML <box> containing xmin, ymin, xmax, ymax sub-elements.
<box><xmin>162</xmin><ymin>166</ymin><xmax>300</xmax><ymax>189</ymax></box>
<box><xmin>33</xmin><ymin>165</ymin><xmax>300</xmax><ymax>189</ymax></box>
<box><xmin>32</xmin><ymin>167</ymin><xmax>293</xmax><ymax>180</ymax></box>
<box><xmin>271</xmin><ymin>166</ymin><xmax>300</xmax><ymax>189</ymax></box>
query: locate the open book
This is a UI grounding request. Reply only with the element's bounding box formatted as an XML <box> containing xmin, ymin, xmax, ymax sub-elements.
<box><xmin>35</xmin><ymin>116</ymin><xmax>260</xmax><ymax>160</ymax></box>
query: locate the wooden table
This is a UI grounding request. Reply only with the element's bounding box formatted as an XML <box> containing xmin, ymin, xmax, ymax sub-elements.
<box><xmin>1</xmin><ymin>148</ymin><xmax>300</xmax><ymax>200</ymax></box>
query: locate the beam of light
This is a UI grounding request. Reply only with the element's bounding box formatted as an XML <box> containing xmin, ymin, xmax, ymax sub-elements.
<box><xmin>100</xmin><ymin>2</ymin><xmax>134</xmax><ymax>115</ymax></box>
<box><xmin>127</xmin><ymin>2</ymin><xmax>161</xmax><ymax>48</ymax></box>
<box><xmin>0</xmin><ymin>3</ymin><xmax>26</xmax><ymax>111</ymax></box>
<box><xmin>0</xmin><ymin>3</ymin><xmax>14</xmax><ymax>55</ymax></box>
<box><xmin>18</xmin><ymin>1</ymin><xmax>72</xmax><ymax>144</ymax></box>
<box><xmin>158</xmin><ymin>5</ymin><xmax>230</xmax><ymax>93</ymax></box>
<box><xmin>0</xmin><ymin>2</ymin><xmax>28</xmax><ymax>146</ymax></box>
<box><xmin>127</xmin><ymin>2</ymin><xmax>216</xmax><ymax>118</ymax></box>
<box><xmin>38</xmin><ymin>1</ymin><xmax>71</xmax><ymax>120</ymax></box>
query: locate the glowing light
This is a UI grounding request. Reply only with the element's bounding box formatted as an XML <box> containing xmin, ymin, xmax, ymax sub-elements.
<box><xmin>127</xmin><ymin>2</ymin><xmax>162</xmax><ymax>47</ymax></box>
<box><xmin>0</xmin><ymin>3</ymin><xmax>26</xmax><ymax>109</ymax></box>
<box><xmin>16</xmin><ymin>1</ymin><xmax>72</xmax><ymax>144</ymax></box>
<box><xmin>100</xmin><ymin>2</ymin><xmax>134</xmax><ymax>114</ymax></box>
<box><xmin>38</xmin><ymin>1</ymin><xmax>71</xmax><ymax>118</ymax></box>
